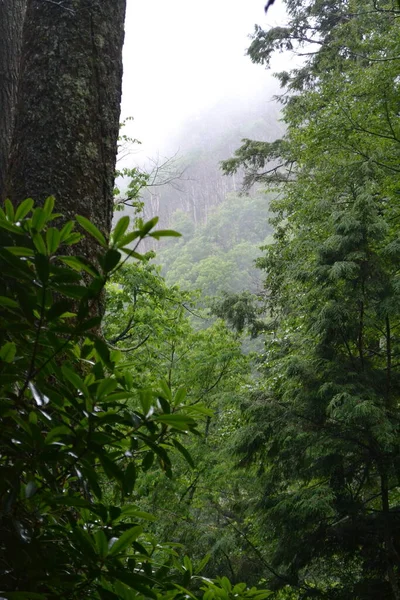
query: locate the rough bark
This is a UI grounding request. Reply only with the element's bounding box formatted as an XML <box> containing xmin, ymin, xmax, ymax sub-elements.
<box><xmin>6</xmin><ymin>0</ymin><xmax>126</xmax><ymax>248</ymax></box>
<box><xmin>0</xmin><ymin>0</ymin><xmax>27</xmax><ymax>201</ymax></box>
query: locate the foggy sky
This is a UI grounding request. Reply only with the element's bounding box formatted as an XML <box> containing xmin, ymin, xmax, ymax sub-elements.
<box><xmin>120</xmin><ymin>0</ymin><xmax>288</xmax><ymax>159</ymax></box>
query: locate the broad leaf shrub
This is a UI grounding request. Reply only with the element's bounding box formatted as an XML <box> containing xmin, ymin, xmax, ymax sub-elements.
<box><xmin>0</xmin><ymin>199</ymin><xmax>270</xmax><ymax>600</ymax></box>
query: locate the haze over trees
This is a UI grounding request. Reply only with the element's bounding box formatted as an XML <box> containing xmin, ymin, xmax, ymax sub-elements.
<box><xmin>1</xmin><ymin>1</ymin><xmax>400</xmax><ymax>600</ymax></box>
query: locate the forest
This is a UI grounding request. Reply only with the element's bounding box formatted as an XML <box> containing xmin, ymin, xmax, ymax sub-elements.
<box><xmin>1</xmin><ymin>0</ymin><xmax>400</xmax><ymax>599</ymax></box>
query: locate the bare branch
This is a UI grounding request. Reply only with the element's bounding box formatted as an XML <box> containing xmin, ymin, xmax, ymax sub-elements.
<box><xmin>42</xmin><ymin>0</ymin><xmax>76</xmax><ymax>15</ymax></box>
<box><xmin>108</xmin><ymin>315</ymin><xmax>135</xmax><ymax>345</ymax></box>
<box><xmin>107</xmin><ymin>334</ymin><xmax>151</xmax><ymax>353</ymax></box>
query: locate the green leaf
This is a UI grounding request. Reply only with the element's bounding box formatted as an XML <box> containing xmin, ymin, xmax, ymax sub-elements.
<box><xmin>32</xmin><ymin>232</ymin><xmax>47</xmax><ymax>254</ymax></box>
<box><xmin>174</xmin><ymin>386</ymin><xmax>187</xmax><ymax>406</ymax></box>
<box><xmin>31</xmin><ymin>207</ymin><xmax>47</xmax><ymax>232</ymax></box>
<box><xmin>35</xmin><ymin>254</ymin><xmax>50</xmax><ymax>283</ymax></box>
<box><xmin>139</xmin><ymin>216</ymin><xmax>159</xmax><ymax>237</ymax></box>
<box><xmin>5</xmin><ymin>246</ymin><xmax>35</xmax><ymax>257</ymax></box>
<box><xmin>50</xmin><ymin>265</ymin><xmax>82</xmax><ymax>283</ymax></box>
<box><xmin>195</xmin><ymin>553</ymin><xmax>211</xmax><ymax>575</ymax></box>
<box><xmin>150</xmin><ymin>229</ymin><xmax>182</xmax><ymax>239</ymax></box>
<box><xmin>25</xmin><ymin>481</ymin><xmax>38</xmax><ymax>499</ymax></box>
<box><xmin>63</xmin><ymin>232</ymin><xmax>82</xmax><ymax>246</ymax></box>
<box><xmin>46</xmin><ymin>227</ymin><xmax>61</xmax><ymax>254</ymax></box>
<box><xmin>94</xmin><ymin>338</ymin><xmax>112</xmax><ymax>367</ymax></box>
<box><xmin>58</xmin><ymin>255</ymin><xmax>98</xmax><ymax>276</ymax></box>
<box><xmin>183</xmin><ymin>555</ymin><xmax>193</xmax><ymax>575</ymax></box>
<box><xmin>0</xmin><ymin>218</ymin><xmax>24</xmax><ymax>234</ymax></box>
<box><xmin>97</xmin><ymin>586</ymin><xmax>121</xmax><ymax>600</ymax></box>
<box><xmin>186</xmin><ymin>404</ymin><xmax>214</xmax><ymax>417</ymax></box>
<box><xmin>0</xmin><ymin>296</ymin><xmax>19</xmax><ymax>308</ymax></box>
<box><xmin>232</xmin><ymin>583</ymin><xmax>247</xmax><ymax>595</ymax></box>
<box><xmin>59</xmin><ymin>220</ymin><xmax>74</xmax><ymax>242</ymax></box>
<box><xmin>112</xmin><ymin>216</ymin><xmax>130</xmax><ymax>245</ymax></box>
<box><xmin>123</xmin><ymin>462</ymin><xmax>137</xmax><ymax>495</ymax></box>
<box><xmin>113</xmin><ymin>581</ymin><xmax>144</xmax><ymax>600</ymax></box>
<box><xmin>45</xmin><ymin>425</ymin><xmax>71</xmax><ymax>444</ymax></box>
<box><xmin>54</xmin><ymin>284</ymin><xmax>88</xmax><ymax>300</ymax></box>
<box><xmin>250</xmin><ymin>592</ymin><xmax>273</xmax><ymax>599</ymax></box>
<box><xmin>157</xmin><ymin>395</ymin><xmax>170</xmax><ymax>414</ymax></box>
<box><xmin>5</xmin><ymin>198</ymin><xmax>15</xmax><ymax>221</ymax></box>
<box><xmin>173</xmin><ymin>584</ymin><xmax>198</xmax><ymax>600</ymax></box>
<box><xmin>76</xmin><ymin>214</ymin><xmax>107</xmax><ymax>247</ymax></box>
<box><xmin>108</xmin><ymin>525</ymin><xmax>143</xmax><ymax>556</ymax></box>
<box><xmin>97</xmin><ymin>588</ymin><xmax>120</xmax><ymax>600</ymax></box>
<box><xmin>72</xmin><ymin>526</ymin><xmax>96</xmax><ymax>559</ymax></box>
<box><xmin>110</xmin><ymin>348</ymin><xmax>123</xmax><ymax>364</ymax></box>
<box><xmin>153</xmin><ymin>413</ymin><xmax>196</xmax><ymax>430</ymax></box>
<box><xmin>142</xmin><ymin>451</ymin><xmax>154</xmax><ymax>471</ymax></box>
<box><xmin>220</xmin><ymin>577</ymin><xmax>231</xmax><ymax>593</ymax></box>
<box><xmin>46</xmin><ymin>299</ymin><xmax>74</xmax><ymax>321</ymax></box>
<box><xmin>61</xmin><ymin>366</ymin><xmax>88</xmax><ymax>396</ymax></box>
<box><xmin>120</xmin><ymin>248</ymin><xmax>144</xmax><ymax>260</ymax></box>
<box><xmin>108</xmin><ymin>572</ymin><xmax>157</xmax><ymax>599</ymax></box>
<box><xmin>97</xmin><ymin>378</ymin><xmax>118</xmax><ymax>399</ymax></box>
<box><xmin>173</xmin><ymin>439</ymin><xmax>195</xmax><ymax>468</ymax></box>
<box><xmin>94</xmin><ymin>529</ymin><xmax>109</xmax><ymax>558</ymax></box>
<box><xmin>102</xmin><ymin>249</ymin><xmax>121</xmax><ymax>273</ymax></box>
<box><xmin>145</xmin><ymin>441</ymin><xmax>172</xmax><ymax>474</ymax></box>
<box><xmin>118</xmin><ymin>231</ymin><xmax>140</xmax><ymax>246</ymax></box>
<box><xmin>159</xmin><ymin>379</ymin><xmax>173</xmax><ymax>401</ymax></box>
<box><xmin>15</xmin><ymin>198</ymin><xmax>34</xmax><ymax>221</ymax></box>
<box><xmin>119</xmin><ymin>505</ymin><xmax>156</xmax><ymax>521</ymax></box>
<box><xmin>139</xmin><ymin>390</ymin><xmax>153</xmax><ymax>415</ymax></box>
<box><xmin>43</xmin><ymin>195</ymin><xmax>55</xmax><ymax>217</ymax></box>
<box><xmin>0</xmin><ymin>342</ymin><xmax>16</xmax><ymax>363</ymax></box>
<box><xmin>98</xmin><ymin>453</ymin><xmax>124</xmax><ymax>482</ymax></box>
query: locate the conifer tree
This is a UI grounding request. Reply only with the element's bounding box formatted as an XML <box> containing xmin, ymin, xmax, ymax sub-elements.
<box><xmin>224</xmin><ymin>2</ymin><xmax>400</xmax><ymax>597</ymax></box>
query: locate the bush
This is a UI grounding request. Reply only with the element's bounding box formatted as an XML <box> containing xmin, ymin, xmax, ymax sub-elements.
<box><xmin>0</xmin><ymin>199</ymin><xmax>272</xmax><ymax>600</ymax></box>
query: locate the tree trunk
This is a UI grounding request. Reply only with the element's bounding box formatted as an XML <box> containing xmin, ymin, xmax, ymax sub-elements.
<box><xmin>6</xmin><ymin>0</ymin><xmax>126</xmax><ymax>251</ymax></box>
<box><xmin>0</xmin><ymin>0</ymin><xmax>27</xmax><ymax>201</ymax></box>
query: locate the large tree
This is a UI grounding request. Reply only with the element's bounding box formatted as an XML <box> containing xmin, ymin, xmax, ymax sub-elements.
<box><xmin>0</xmin><ymin>0</ymin><xmax>27</xmax><ymax>200</ymax></box>
<box><xmin>4</xmin><ymin>0</ymin><xmax>126</xmax><ymax>249</ymax></box>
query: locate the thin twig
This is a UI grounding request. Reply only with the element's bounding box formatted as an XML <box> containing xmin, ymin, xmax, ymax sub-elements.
<box><xmin>42</xmin><ymin>0</ymin><xmax>76</xmax><ymax>15</ymax></box>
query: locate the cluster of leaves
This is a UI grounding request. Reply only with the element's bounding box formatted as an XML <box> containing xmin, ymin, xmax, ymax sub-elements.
<box><xmin>0</xmin><ymin>198</ymin><xmax>270</xmax><ymax>600</ymax></box>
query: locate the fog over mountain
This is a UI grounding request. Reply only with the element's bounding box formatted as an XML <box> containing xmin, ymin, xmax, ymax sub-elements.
<box><xmin>120</xmin><ymin>0</ymin><xmax>288</xmax><ymax>160</ymax></box>
<box><xmin>116</xmin><ymin>0</ymin><xmax>288</xmax><ymax>295</ymax></box>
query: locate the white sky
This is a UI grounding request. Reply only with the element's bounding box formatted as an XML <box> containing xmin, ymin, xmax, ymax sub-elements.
<box><xmin>121</xmin><ymin>0</ymin><xmax>288</xmax><ymax>158</ymax></box>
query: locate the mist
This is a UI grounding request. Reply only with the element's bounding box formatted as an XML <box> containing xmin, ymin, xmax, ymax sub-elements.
<box><xmin>120</xmin><ymin>0</ymin><xmax>288</xmax><ymax>159</ymax></box>
<box><xmin>117</xmin><ymin>0</ymin><xmax>289</xmax><ymax>298</ymax></box>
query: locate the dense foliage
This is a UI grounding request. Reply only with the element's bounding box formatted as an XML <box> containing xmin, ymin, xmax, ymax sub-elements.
<box><xmin>220</xmin><ymin>1</ymin><xmax>400</xmax><ymax>598</ymax></box>
<box><xmin>157</xmin><ymin>193</ymin><xmax>273</xmax><ymax>297</ymax></box>
<box><xmin>3</xmin><ymin>1</ymin><xmax>400</xmax><ymax>599</ymax></box>
<box><xmin>0</xmin><ymin>200</ymin><xmax>270</xmax><ymax>600</ymax></box>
